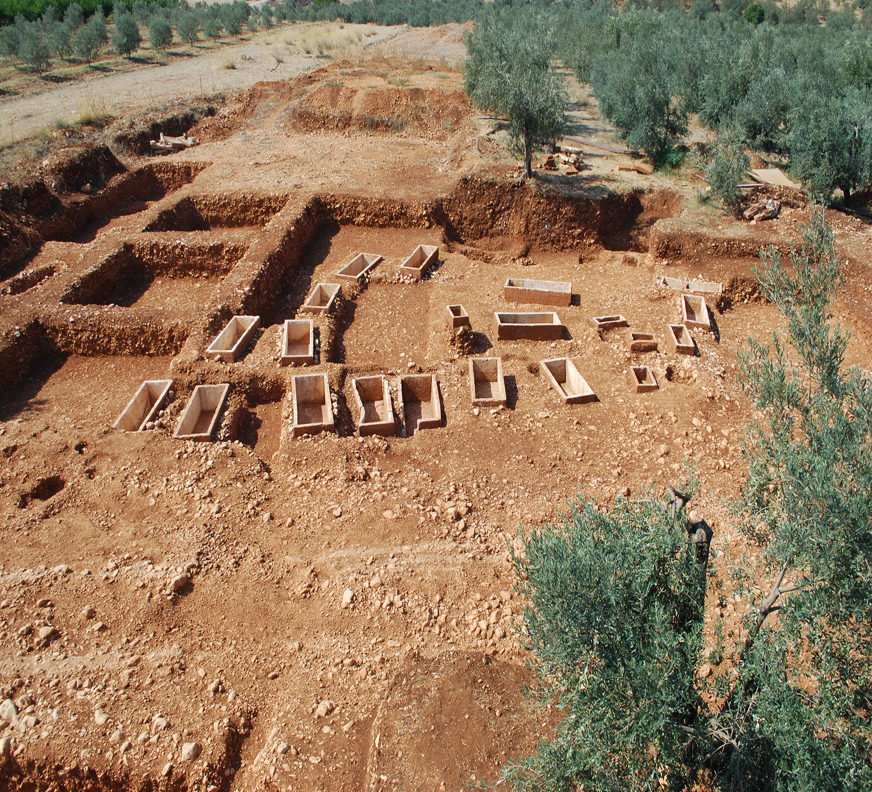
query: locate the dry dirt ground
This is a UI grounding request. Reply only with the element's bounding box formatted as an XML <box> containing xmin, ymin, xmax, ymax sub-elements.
<box><xmin>1</xmin><ymin>25</ymin><xmax>872</xmax><ymax>792</ymax></box>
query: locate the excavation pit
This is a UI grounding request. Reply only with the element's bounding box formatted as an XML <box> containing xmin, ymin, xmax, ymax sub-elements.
<box><xmin>494</xmin><ymin>312</ymin><xmax>563</xmax><ymax>341</ymax></box>
<box><xmin>398</xmin><ymin>374</ymin><xmax>442</xmax><ymax>435</ymax></box>
<box><xmin>629</xmin><ymin>333</ymin><xmax>658</xmax><ymax>353</ymax></box>
<box><xmin>668</xmin><ymin>323</ymin><xmax>695</xmax><ymax>356</ymax></box>
<box><xmin>301</xmin><ymin>283</ymin><xmax>341</xmax><ymax>315</ymax></box>
<box><xmin>206</xmin><ymin>316</ymin><xmax>260</xmax><ymax>363</ymax></box>
<box><xmin>629</xmin><ymin>366</ymin><xmax>658</xmax><ymax>394</ymax></box>
<box><xmin>504</xmin><ymin>278</ymin><xmax>571</xmax><ymax>307</ymax></box>
<box><xmin>281</xmin><ymin>320</ymin><xmax>315</xmax><ymax>366</ymax></box>
<box><xmin>174</xmin><ymin>384</ymin><xmax>230</xmax><ymax>441</ymax></box>
<box><xmin>681</xmin><ymin>295</ymin><xmax>711</xmax><ymax>331</ymax></box>
<box><xmin>398</xmin><ymin>245</ymin><xmax>439</xmax><ymax>281</ymax></box>
<box><xmin>352</xmin><ymin>375</ymin><xmax>396</xmax><ymax>437</ymax></box>
<box><xmin>446</xmin><ymin>305</ymin><xmax>471</xmax><ymax>329</ymax></box>
<box><xmin>541</xmin><ymin>358</ymin><xmax>596</xmax><ymax>404</ymax></box>
<box><xmin>469</xmin><ymin>357</ymin><xmax>506</xmax><ymax>407</ymax></box>
<box><xmin>337</xmin><ymin>253</ymin><xmax>383</xmax><ymax>283</ymax></box>
<box><xmin>592</xmin><ymin>315</ymin><xmax>629</xmax><ymax>331</ymax></box>
<box><xmin>144</xmin><ymin>194</ymin><xmax>287</xmax><ymax>232</ymax></box>
<box><xmin>113</xmin><ymin>379</ymin><xmax>173</xmax><ymax>432</ymax></box>
<box><xmin>292</xmin><ymin>373</ymin><xmax>334</xmax><ymax>437</ymax></box>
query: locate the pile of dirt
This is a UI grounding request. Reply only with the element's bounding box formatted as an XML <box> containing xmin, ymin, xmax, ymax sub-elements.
<box><xmin>44</xmin><ymin>143</ymin><xmax>125</xmax><ymax>195</ymax></box>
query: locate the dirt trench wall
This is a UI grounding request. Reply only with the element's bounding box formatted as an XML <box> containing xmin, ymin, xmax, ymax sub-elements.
<box><xmin>145</xmin><ymin>193</ymin><xmax>288</xmax><ymax>232</ymax></box>
<box><xmin>41</xmin><ymin>311</ymin><xmax>189</xmax><ymax>357</ymax></box>
<box><xmin>60</xmin><ymin>246</ymin><xmax>130</xmax><ymax>306</ymax></box>
<box><xmin>434</xmin><ymin>177</ymin><xmax>644</xmax><ymax>250</ymax></box>
<box><xmin>649</xmin><ymin>217</ymin><xmax>790</xmax><ymax>262</ymax></box>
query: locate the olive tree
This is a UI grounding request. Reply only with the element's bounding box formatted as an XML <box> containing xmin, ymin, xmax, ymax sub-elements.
<box><xmin>504</xmin><ymin>207</ymin><xmax>872</xmax><ymax>792</ymax></box>
<box><xmin>464</xmin><ymin>7</ymin><xmax>567</xmax><ymax>180</ymax></box>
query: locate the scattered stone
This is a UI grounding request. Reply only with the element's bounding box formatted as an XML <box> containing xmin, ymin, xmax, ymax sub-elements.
<box><xmin>170</xmin><ymin>574</ymin><xmax>190</xmax><ymax>593</ymax></box>
<box><xmin>341</xmin><ymin>589</ymin><xmax>354</xmax><ymax>609</ymax></box>
<box><xmin>94</xmin><ymin>709</ymin><xmax>110</xmax><ymax>726</ymax></box>
<box><xmin>0</xmin><ymin>700</ymin><xmax>16</xmax><ymax>727</ymax></box>
<box><xmin>181</xmin><ymin>742</ymin><xmax>202</xmax><ymax>762</ymax></box>
<box><xmin>109</xmin><ymin>729</ymin><xmax>125</xmax><ymax>744</ymax></box>
<box><xmin>37</xmin><ymin>625</ymin><xmax>56</xmax><ymax>641</ymax></box>
<box><xmin>314</xmin><ymin>700</ymin><xmax>334</xmax><ymax>718</ymax></box>
<box><xmin>81</xmin><ymin>606</ymin><xmax>96</xmax><ymax>620</ymax></box>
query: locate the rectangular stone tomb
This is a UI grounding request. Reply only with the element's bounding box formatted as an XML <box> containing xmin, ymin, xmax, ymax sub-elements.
<box><xmin>668</xmin><ymin>323</ymin><xmax>695</xmax><ymax>356</ymax></box>
<box><xmin>629</xmin><ymin>366</ymin><xmax>658</xmax><ymax>394</ymax></box>
<box><xmin>398</xmin><ymin>374</ymin><xmax>442</xmax><ymax>435</ymax></box>
<box><xmin>494</xmin><ymin>312</ymin><xmax>563</xmax><ymax>341</ymax></box>
<box><xmin>113</xmin><ymin>379</ymin><xmax>173</xmax><ymax>432</ymax></box>
<box><xmin>398</xmin><ymin>245</ymin><xmax>439</xmax><ymax>280</ymax></box>
<box><xmin>302</xmin><ymin>283</ymin><xmax>341</xmax><ymax>315</ymax></box>
<box><xmin>337</xmin><ymin>253</ymin><xmax>382</xmax><ymax>282</ymax></box>
<box><xmin>174</xmin><ymin>384</ymin><xmax>230</xmax><ymax>441</ymax></box>
<box><xmin>281</xmin><ymin>319</ymin><xmax>314</xmax><ymax>366</ymax></box>
<box><xmin>541</xmin><ymin>358</ymin><xmax>596</xmax><ymax>404</ymax></box>
<box><xmin>592</xmin><ymin>315</ymin><xmax>629</xmax><ymax>331</ymax></box>
<box><xmin>352</xmin><ymin>375</ymin><xmax>396</xmax><ymax>437</ymax></box>
<box><xmin>469</xmin><ymin>357</ymin><xmax>506</xmax><ymax>407</ymax></box>
<box><xmin>657</xmin><ymin>275</ymin><xmax>722</xmax><ymax>295</ymax></box>
<box><xmin>682</xmin><ymin>295</ymin><xmax>710</xmax><ymax>331</ymax></box>
<box><xmin>629</xmin><ymin>332</ymin><xmax>658</xmax><ymax>353</ymax></box>
<box><xmin>446</xmin><ymin>304</ymin><xmax>471</xmax><ymax>328</ymax></box>
<box><xmin>292</xmin><ymin>374</ymin><xmax>335</xmax><ymax>437</ymax></box>
<box><xmin>206</xmin><ymin>315</ymin><xmax>260</xmax><ymax>363</ymax></box>
<box><xmin>504</xmin><ymin>278</ymin><xmax>571</xmax><ymax>307</ymax></box>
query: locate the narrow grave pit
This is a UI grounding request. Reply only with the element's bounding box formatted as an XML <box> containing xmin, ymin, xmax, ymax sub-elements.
<box><xmin>352</xmin><ymin>375</ymin><xmax>396</xmax><ymax>437</ymax></box>
<box><xmin>398</xmin><ymin>374</ymin><xmax>442</xmax><ymax>436</ymax></box>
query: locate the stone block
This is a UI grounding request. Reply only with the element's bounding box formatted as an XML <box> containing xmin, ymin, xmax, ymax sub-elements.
<box><xmin>398</xmin><ymin>245</ymin><xmax>439</xmax><ymax>281</ymax></box>
<box><xmin>681</xmin><ymin>295</ymin><xmax>710</xmax><ymax>331</ymax></box>
<box><xmin>281</xmin><ymin>320</ymin><xmax>314</xmax><ymax>366</ymax></box>
<box><xmin>446</xmin><ymin>304</ymin><xmax>471</xmax><ymax>329</ymax></box>
<box><xmin>174</xmin><ymin>384</ymin><xmax>230</xmax><ymax>441</ymax></box>
<box><xmin>206</xmin><ymin>316</ymin><xmax>260</xmax><ymax>362</ymax></box>
<box><xmin>629</xmin><ymin>332</ymin><xmax>657</xmax><ymax>353</ymax></box>
<box><xmin>469</xmin><ymin>357</ymin><xmax>506</xmax><ymax>407</ymax></box>
<box><xmin>629</xmin><ymin>366</ymin><xmax>658</xmax><ymax>394</ymax></box>
<box><xmin>292</xmin><ymin>374</ymin><xmax>335</xmax><ymax>437</ymax></box>
<box><xmin>667</xmin><ymin>323</ymin><xmax>695</xmax><ymax>356</ymax></box>
<box><xmin>113</xmin><ymin>380</ymin><xmax>173</xmax><ymax>432</ymax></box>
<box><xmin>301</xmin><ymin>283</ymin><xmax>340</xmax><ymax>315</ymax></box>
<box><xmin>352</xmin><ymin>375</ymin><xmax>396</xmax><ymax>437</ymax></box>
<box><xmin>541</xmin><ymin>358</ymin><xmax>596</xmax><ymax>404</ymax></box>
<box><xmin>337</xmin><ymin>253</ymin><xmax>382</xmax><ymax>283</ymax></box>
<box><xmin>504</xmin><ymin>278</ymin><xmax>571</xmax><ymax>307</ymax></box>
<box><xmin>494</xmin><ymin>312</ymin><xmax>563</xmax><ymax>341</ymax></box>
<box><xmin>398</xmin><ymin>374</ymin><xmax>442</xmax><ymax>435</ymax></box>
<box><xmin>592</xmin><ymin>315</ymin><xmax>629</xmax><ymax>331</ymax></box>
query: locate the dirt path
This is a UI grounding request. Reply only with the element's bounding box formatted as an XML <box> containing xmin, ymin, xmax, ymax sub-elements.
<box><xmin>0</xmin><ymin>22</ymin><xmax>469</xmax><ymax>147</ymax></box>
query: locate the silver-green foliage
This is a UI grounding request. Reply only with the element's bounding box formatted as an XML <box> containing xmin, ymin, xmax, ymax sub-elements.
<box><xmin>111</xmin><ymin>10</ymin><xmax>140</xmax><ymax>58</ymax></box>
<box><xmin>706</xmin><ymin>130</ymin><xmax>749</xmax><ymax>213</ymax></box>
<box><xmin>463</xmin><ymin>7</ymin><xmax>567</xmax><ymax>179</ymax></box>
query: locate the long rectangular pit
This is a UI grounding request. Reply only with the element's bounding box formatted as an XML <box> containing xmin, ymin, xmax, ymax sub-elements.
<box><xmin>292</xmin><ymin>373</ymin><xmax>334</xmax><ymax>437</ymax></box>
<box><xmin>469</xmin><ymin>357</ymin><xmax>506</xmax><ymax>407</ymax></box>
<box><xmin>174</xmin><ymin>384</ymin><xmax>229</xmax><ymax>441</ymax></box>
<box><xmin>301</xmin><ymin>283</ymin><xmax>341</xmax><ymax>315</ymax></box>
<box><xmin>494</xmin><ymin>312</ymin><xmax>563</xmax><ymax>341</ymax></box>
<box><xmin>681</xmin><ymin>295</ymin><xmax>710</xmax><ymax>331</ymax></box>
<box><xmin>657</xmin><ymin>275</ymin><xmax>722</xmax><ymax>295</ymax></box>
<box><xmin>504</xmin><ymin>278</ymin><xmax>571</xmax><ymax>307</ymax></box>
<box><xmin>337</xmin><ymin>253</ymin><xmax>382</xmax><ymax>283</ymax></box>
<box><xmin>398</xmin><ymin>374</ymin><xmax>441</xmax><ymax>435</ymax></box>
<box><xmin>398</xmin><ymin>245</ymin><xmax>439</xmax><ymax>281</ymax></box>
<box><xmin>281</xmin><ymin>320</ymin><xmax>315</xmax><ymax>366</ymax></box>
<box><xmin>352</xmin><ymin>375</ymin><xmax>396</xmax><ymax>437</ymax></box>
<box><xmin>113</xmin><ymin>379</ymin><xmax>173</xmax><ymax>431</ymax></box>
<box><xmin>206</xmin><ymin>316</ymin><xmax>260</xmax><ymax>363</ymax></box>
<box><xmin>541</xmin><ymin>358</ymin><xmax>596</xmax><ymax>404</ymax></box>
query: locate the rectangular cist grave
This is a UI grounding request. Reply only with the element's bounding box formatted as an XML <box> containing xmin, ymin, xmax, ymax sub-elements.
<box><xmin>352</xmin><ymin>375</ymin><xmax>396</xmax><ymax>437</ymax></box>
<box><xmin>629</xmin><ymin>366</ymin><xmax>658</xmax><ymax>394</ymax></box>
<box><xmin>494</xmin><ymin>312</ymin><xmax>563</xmax><ymax>341</ymax></box>
<box><xmin>206</xmin><ymin>316</ymin><xmax>260</xmax><ymax>363</ymax></box>
<box><xmin>398</xmin><ymin>374</ymin><xmax>442</xmax><ymax>435</ymax></box>
<box><xmin>113</xmin><ymin>379</ymin><xmax>173</xmax><ymax>432</ymax></box>
<box><xmin>446</xmin><ymin>304</ymin><xmax>471</xmax><ymax>328</ymax></box>
<box><xmin>667</xmin><ymin>323</ymin><xmax>695</xmax><ymax>355</ymax></box>
<box><xmin>657</xmin><ymin>275</ymin><xmax>722</xmax><ymax>295</ymax></box>
<box><xmin>281</xmin><ymin>320</ymin><xmax>314</xmax><ymax>366</ymax></box>
<box><xmin>302</xmin><ymin>283</ymin><xmax>341</xmax><ymax>315</ymax></box>
<box><xmin>469</xmin><ymin>357</ymin><xmax>506</xmax><ymax>407</ymax></box>
<box><xmin>681</xmin><ymin>295</ymin><xmax>710</xmax><ymax>331</ymax></box>
<box><xmin>592</xmin><ymin>315</ymin><xmax>629</xmax><ymax>331</ymax></box>
<box><xmin>398</xmin><ymin>245</ymin><xmax>439</xmax><ymax>281</ymax></box>
<box><xmin>629</xmin><ymin>332</ymin><xmax>658</xmax><ymax>353</ymax></box>
<box><xmin>337</xmin><ymin>253</ymin><xmax>383</xmax><ymax>283</ymax></box>
<box><xmin>504</xmin><ymin>278</ymin><xmax>571</xmax><ymax>307</ymax></box>
<box><xmin>541</xmin><ymin>359</ymin><xmax>596</xmax><ymax>404</ymax></box>
<box><xmin>292</xmin><ymin>374</ymin><xmax>334</xmax><ymax>437</ymax></box>
<box><xmin>174</xmin><ymin>384</ymin><xmax>230</xmax><ymax>441</ymax></box>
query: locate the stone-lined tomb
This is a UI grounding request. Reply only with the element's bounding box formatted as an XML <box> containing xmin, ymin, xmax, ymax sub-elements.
<box><xmin>504</xmin><ymin>278</ymin><xmax>571</xmax><ymax>307</ymax></box>
<box><xmin>629</xmin><ymin>332</ymin><xmax>658</xmax><ymax>353</ymax></box>
<box><xmin>398</xmin><ymin>374</ymin><xmax>442</xmax><ymax>435</ymax></box>
<box><xmin>174</xmin><ymin>384</ymin><xmax>230</xmax><ymax>441</ymax></box>
<box><xmin>399</xmin><ymin>245</ymin><xmax>439</xmax><ymax>280</ymax></box>
<box><xmin>302</xmin><ymin>283</ymin><xmax>341</xmax><ymax>315</ymax></box>
<box><xmin>469</xmin><ymin>357</ymin><xmax>507</xmax><ymax>407</ymax></box>
<box><xmin>446</xmin><ymin>304</ymin><xmax>471</xmax><ymax>328</ymax></box>
<box><xmin>113</xmin><ymin>379</ymin><xmax>173</xmax><ymax>432</ymax></box>
<box><xmin>337</xmin><ymin>253</ymin><xmax>383</xmax><ymax>283</ymax></box>
<box><xmin>352</xmin><ymin>375</ymin><xmax>396</xmax><ymax>437</ymax></box>
<box><xmin>668</xmin><ymin>323</ymin><xmax>696</xmax><ymax>355</ymax></box>
<box><xmin>592</xmin><ymin>314</ymin><xmax>629</xmax><ymax>331</ymax></box>
<box><xmin>206</xmin><ymin>315</ymin><xmax>260</xmax><ymax>363</ymax></box>
<box><xmin>494</xmin><ymin>312</ymin><xmax>564</xmax><ymax>341</ymax></box>
<box><xmin>629</xmin><ymin>366</ymin><xmax>658</xmax><ymax>394</ymax></box>
<box><xmin>281</xmin><ymin>319</ymin><xmax>315</xmax><ymax>366</ymax></box>
<box><xmin>292</xmin><ymin>373</ymin><xmax>334</xmax><ymax>437</ymax></box>
<box><xmin>541</xmin><ymin>358</ymin><xmax>596</xmax><ymax>404</ymax></box>
<box><xmin>681</xmin><ymin>295</ymin><xmax>711</xmax><ymax>331</ymax></box>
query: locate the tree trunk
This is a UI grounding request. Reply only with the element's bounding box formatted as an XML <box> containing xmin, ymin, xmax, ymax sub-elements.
<box><xmin>522</xmin><ymin>134</ymin><xmax>533</xmax><ymax>181</ymax></box>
